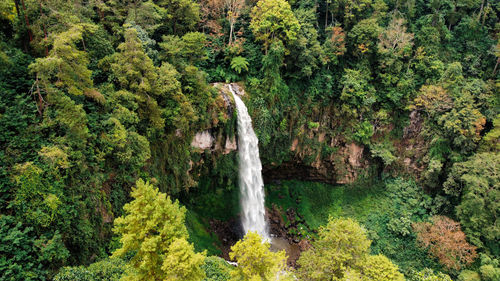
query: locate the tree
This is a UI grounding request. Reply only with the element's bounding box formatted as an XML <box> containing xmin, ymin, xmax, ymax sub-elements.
<box><xmin>0</xmin><ymin>215</ymin><xmax>48</xmax><ymax>280</ymax></box>
<box><xmin>411</xmin><ymin>85</ymin><xmax>453</xmax><ymax>118</ymax></box>
<box><xmin>413</xmin><ymin>216</ymin><xmax>477</xmax><ymax>271</ymax></box>
<box><xmin>125</xmin><ymin>0</ymin><xmax>165</xmax><ymax>34</ymax></box>
<box><xmin>340</xmin><ymin>68</ymin><xmax>376</xmax><ymax>118</ymax></box>
<box><xmin>407</xmin><ymin>268</ymin><xmax>452</xmax><ymax>281</ymax></box>
<box><xmin>359</xmin><ymin>255</ymin><xmax>405</xmax><ymax>281</ymax></box>
<box><xmin>323</xmin><ymin>26</ymin><xmax>346</xmax><ymax>66</ymax></box>
<box><xmin>411</xmin><ymin>65</ymin><xmax>488</xmax><ymax>154</ymax></box>
<box><xmin>157</xmin><ymin>0</ymin><xmax>200</xmax><ymax>34</ymax></box>
<box><xmin>111</xmin><ymin>27</ymin><xmax>164</xmax><ymax>130</ymax></box>
<box><xmin>54</xmin><ymin>258</ymin><xmax>125</xmax><ymax>281</ymax></box>
<box><xmin>249</xmin><ymin>0</ymin><xmax>300</xmax><ymax>52</ymax></box>
<box><xmin>112</xmin><ymin>179</ymin><xmax>206</xmax><ymax>281</ymax></box>
<box><xmin>23</xmin><ymin>0</ymin><xmax>85</xmax><ymax>54</ymax></box>
<box><xmin>160</xmin><ymin>32</ymin><xmax>207</xmax><ymax>65</ymax></box>
<box><xmin>230</xmin><ymin>56</ymin><xmax>249</xmax><ymax>74</ymax></box>
<box><xmin>378</xmin><ymin>17</ymin><xmax>414</xmax><ymax>63</ymax></box>
<box><xmin>443</xmin><ymin>152</ymin><xmax>499</xmax><ymax>252</ymax></box>
<box><xmin>437</xmin><ymin>92</ymin><xmax>486</xmax><ymax>152</ymax></box>
<box><xmin>0</xmin><ymin>0</ymin><xmax>15</xmax><ymax>22</ymax></box>
<box><xmin>198</xmin><ymin>0</ymin><xmax>224</xmax><ymax>36</ymax></box>
<box><xmin>297</xmin><ymin>218</ymin><xmax>404</xmax><ymax>280</ymax></box>
<box><xmin>493</xmin><ymin>38</ymin><xmax>500</xmax><ymax>75</ymax></box>
<box><xmin>348</xmin><ymin>18</ymin><xmax>382</xmax><ymax>55</ymax></box>
<box><xmin>156</xmin><ymin>62</ymin><xmax>196</xmax><ymax>131</ymax></box>
<box><xmin>225</xmin><ymin>0</ymin><xmax>245</xmax><ymax>44</ymax></box>
<box><xmin>296</xmin><ymin>218</ymin><xmax>371</xmax><ymax>280</ymax></box>
<box><xmin>161</xmin><ymin>238</ymin><xmax>208</xmax><ymax>281</ymax></box>
<box><xmin>478</xmin><ymin>254</ymin><xmax>500</xmax><ymax>281</ymax></box>
<box><xmin>327</xmin><ymin>0</ymin><xmax>372</xmax><ymax>27</ymax></box>
<box><xmin>229</xmin><ymin>232</ymin><xmax>290</xmax><ymax>281</ymax></box>
<box><xmin>286</xmin><ymin>8</ymin><xmax>324</xmax><ymax>78</ymax></box>
<box><xmin>458</xmin><ymin>270</ymin><xmax>481</xmax><ymax>281</ymax></box>
<box><xmin>29</xmin><ymin>23</ymin><xmax>96</xmax><ymax>97</ymax></box>
<box><xmin>179</xmin><ymin>32</ymin><xmax>208</xmax><ymax>64</ymax></box>
<box><xmin>28</xmin><ymin>24</ymin><xmax>97</xmax><ymax>144</ymax></box>
<box><xmin>375</xmin><ymin>16</ymin><xmax>415</xmax><ymax>109</ymax></box>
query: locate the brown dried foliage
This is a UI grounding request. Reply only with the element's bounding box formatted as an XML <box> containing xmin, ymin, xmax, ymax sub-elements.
<box><xmin>330</xmin><ymin>26</ymin><xmax>346</xmax><ymax>56</ymax></box>
<box><xmin>413</xmin><ymin>216</ymin><xmax>477</xmax><ymax>271</ymax></box>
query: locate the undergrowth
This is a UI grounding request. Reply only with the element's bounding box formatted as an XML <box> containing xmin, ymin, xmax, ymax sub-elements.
<box><xmin>183</xmin><ymin>181</ymin><xmax>240</xmax><ymax>256</ymax></box>
<box><xmin>265</xmin><ymin>179</ymin><xmax>443</xmax><ymax>275</ymax></box>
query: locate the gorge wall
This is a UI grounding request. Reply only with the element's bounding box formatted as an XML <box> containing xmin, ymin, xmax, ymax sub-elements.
<box><xmin>190</xmin><ymin>83</ymin><xmax>425</xmax><ymax>186</ymax></box>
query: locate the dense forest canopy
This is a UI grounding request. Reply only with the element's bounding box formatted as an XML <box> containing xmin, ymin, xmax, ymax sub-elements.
<box><xmin>0</xmin><ymin>0</ymin><xmax>499</xmax><ymax>280</ymax></box>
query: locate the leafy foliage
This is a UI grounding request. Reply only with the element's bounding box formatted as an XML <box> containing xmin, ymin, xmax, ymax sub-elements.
<box><xmin>229</xmin><ymin>232</ymin><xmax>291</xmax><ymax>281</ymax></box>
<box><xmin>54</xmin><ymin>258</ymin><xmax>125</xmax><ymax>281</ymax></box>
<box><xmin>443</xmin><ymin>152</ymin><xmax>500</xmax><ymax>253</ymax></box>
<box><xmin>202</xmin><ymin>256</ymin><xmax>233</xmax><ymax>281</ymax></box>
<box><xmin>230</xmin><ymin>56</ymin><xmax>249</xmax><ymax>74</ymax></box>
<box><xmin>297</xmin><ymin>217</ymin><xmax>404</xmax><ymax>281</ymax></box>
<box><xmin>407</xmin><ymin>268</ymin><xmax>452</xmax><ymax>281</ymax></box>
<box><xmin>112</xmin><ymin>179</ymin><xmax>206</xmax><ymax>281</ymax></box>
<box><xmin>0</xmin><ymin>215</ymin><xmax>47</xmax><ymax>280</ymax></box>
<box><xmin>0</xmin><ymin>0</ymin><xmax>499</xmax><ymax>278</ymax></box>
<box><xmin>296</xmin><ymin>217</ymin><xmax>371</xmax><ymax>280</ymax></box>
<box><xmin>250</xmin><ymin>0</ymin><xmax>300</xmax><ymax>51</ymax></box>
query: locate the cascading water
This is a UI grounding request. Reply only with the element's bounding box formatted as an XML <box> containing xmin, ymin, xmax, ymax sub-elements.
<box><xmin>229</xmin><ymin>84</ymin><xmax>270</xmax><ymax>241</ymax></box>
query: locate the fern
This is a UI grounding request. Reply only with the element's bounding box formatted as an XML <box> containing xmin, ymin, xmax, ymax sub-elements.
<box><xmin>230</xmin><ymin>56</ymin><xmax>249</xmax><ymax>74</ymax></box>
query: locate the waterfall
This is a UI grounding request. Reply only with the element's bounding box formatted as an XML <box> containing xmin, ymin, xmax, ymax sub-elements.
<box><xmin>229</xmin><ymin>84</ymin><xmax>270</xmax><ymax>241</ymax></box>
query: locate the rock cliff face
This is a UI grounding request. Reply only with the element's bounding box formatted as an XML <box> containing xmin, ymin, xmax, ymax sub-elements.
<box><xmin>263</xmin><ymin>141</ymin><xmax>369</xmax><ymax>185</ymax></box>
<box><xmin>263</xmin><ymin>112</ymin><xmax>428</xmax><ymax>185</ymax></box>
<box><xmin>191</xmin><ymin>130</ymin><xmax>237</xmax><ymax>154</ymax></box>
<box><xmin>192</xmin><ymin>83</ymin><xmax>429</xmax><ymax>186</ymax></box>
<box><xmin>191</xmin><ymin>131</ymin><xmax>215</xmax><ymax>150</ymax></box>
<box><xmin>190</xmin><ymin>83</ymin><xmax>373</xmax><ymax>185</ymax></box>
<box><xmin>190</xmin><ymin>83</ymin><xmax>240</xmax><ymax>154</ymax></box>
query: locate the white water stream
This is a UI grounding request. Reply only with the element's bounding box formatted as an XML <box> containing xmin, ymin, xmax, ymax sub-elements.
<box><xmin>229</xmin><ymin>84</ymin><xmax>270</xmax><ymax>241</ymax></box>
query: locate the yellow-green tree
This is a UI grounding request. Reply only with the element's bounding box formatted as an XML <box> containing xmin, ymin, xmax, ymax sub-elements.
<box><xmin>408</xmin><ymin>268</ymin><xmax>452</xmax><ymax>281</ymax></box>
<box><xmin>29</xmin><ymin>23</ymin><xmax>96</xmax><ymax>97</ymax></box>
<box><xmin>112</xmin><ymin>179</ymin><xmax>206</xmax><ymax>281</ymax></box>
<box><xmin>297</xmin><ymin>218</ymin><xmax>371</xmax><ymax>280</ymax></box>
<box><xmin>29</xmin><ymin>24</ymin><xmax>97</xmax><ymax>144</ymax></box>
<box><xmin>249</xmin><ymin>0</ymin><xmax>300</xmax><ymax>52</ymax></box>
<box><xmin>111</xmin><ymin>27</ymin><xmax>165</xmax><ymax>130</ymax></box>
<box><xmin>360</xmin><ymin>255</ymin><xmax>405</xmax><ymax>281</ymax></box>
<box><xmin>229</xmin><ymin>232</ymin><xmax>291</xmax><ymax>281</ymax></box>
<box><xmin>297</xmin><ymin>218</ymin><xmax>403</xmax><ymax>281</ymax></box>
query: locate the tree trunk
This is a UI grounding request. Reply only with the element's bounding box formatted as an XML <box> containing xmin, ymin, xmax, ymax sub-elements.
<box><xmin>38</xmin><ymin>0</ymin><xmax>49</xmax><ymax>56</ymax></box>
<box><xmin>229</xmin><ymin>20</ymin><xmax>234</xmax><ymax>45</ymax></box>
<box><xmin>13</xmin><ymin>0</ymin><xmax>21</xmax><ymax>20</ymax></box>
<box><xmin>35</xmin><ymin>74</ymin><xmax>44</xmax><ymax>116</ymax></box>
<box><xmin>448</xmin><ymin>6</ymin><xmax>455</xmax><ymax>31</ymax></box>
<box><xmin>19</xmin><ymin>0</ymin><xmax>33</xmax><ymax>42</ymax></box>
<box><xmin>493</xmin><ymin>58</ymin><xmax>499</xmax><ymax>76</ymax></box>
<box><xmin>477</xmin><ymin>0</ymin><xmax>485</xmax><ymax>22</ymax></box>
<box><xmin>324</xmin><ymin>1</ymin><xmax>328</xmax><ymax>29</ymax></box>
<box><xmin>13</xmin><ymin>0</ymin><xmax>28</xmax><ymax>51</ymax></box>
<box><xmin>481</xmin><ymin>2</ymin><xmax>487</xmax><ymax>26</ymax></box>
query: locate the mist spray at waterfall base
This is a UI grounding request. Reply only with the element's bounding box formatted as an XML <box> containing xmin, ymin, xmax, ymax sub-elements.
<box><xmin>229</xmin><ymin>85</ymin><xmax>270</xmax><ymax>241</ymax></box>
